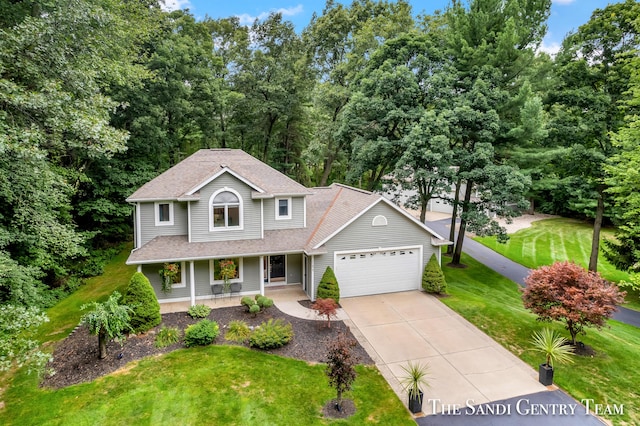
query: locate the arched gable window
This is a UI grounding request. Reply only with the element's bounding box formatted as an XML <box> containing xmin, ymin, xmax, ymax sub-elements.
<box><xmin>372</xmin><ymin>215</ymin><xmax>388</xmax><ymax>227</ymax></box>
<box><xmin>210</xmin><ymin>188</ymin><xmax>243</xmax><ymax>231</ymax></box>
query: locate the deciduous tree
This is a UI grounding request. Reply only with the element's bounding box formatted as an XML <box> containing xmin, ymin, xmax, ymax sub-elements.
<box><xmin>546</xmin><ymin>0</ymin><xmax>640</xmax><ymax>272</ymax></box>
<box><xmin>80</xmin><ymin>292</ymin><xmax>132</xmax><ymax>359</ymax></box>
<box><xmin>311</xmin><ymin>298</ymin><xmax>339</xmax><ymax>328</ymax></box>
<box><xmin>0</xmin><ymin>304</ymin><xmax>52</xmax><ymax>373</ymax></box>
<box><xmin>326</xmin><ymin>332</ymin><xmax>358</xmax><ymax>412</ymax></box>
<box><xmin>522</xmin><ymin>261</ymin><xmax>625</xmax><ymax>345</ymax></box>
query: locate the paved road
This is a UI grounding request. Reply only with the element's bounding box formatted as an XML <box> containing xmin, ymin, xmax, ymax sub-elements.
<box><xmin>426</xmin><ymin>218</ymin><xmax>640</xmax><ymax>328</ymax></box>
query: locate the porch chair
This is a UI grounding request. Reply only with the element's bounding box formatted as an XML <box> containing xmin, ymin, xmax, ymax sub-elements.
<box><xmin>230</xmin><ymin>282</ymin><xmax>242</xmax><ymax>297</ymax></box>
<box><xmin>211</xmin><ymin>284</ymin><xmax>224</xmax><ymax>302</ymax></box>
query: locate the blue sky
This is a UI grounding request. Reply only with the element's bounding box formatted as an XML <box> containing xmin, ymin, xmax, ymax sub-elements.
<box><xmin>160</xmin><ymin>0</ymin><xmax>617</xmax><ymax>55</ymax></box>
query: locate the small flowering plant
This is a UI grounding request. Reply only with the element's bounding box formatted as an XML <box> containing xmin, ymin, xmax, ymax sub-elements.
<box><xmin>159</xmin><ymin>262</ymin><xmax>180</xmax><ymax>293</ymax></box>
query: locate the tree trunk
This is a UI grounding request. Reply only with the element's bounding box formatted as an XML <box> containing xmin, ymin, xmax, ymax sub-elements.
<box><xmin>451</xmin><ymin>181</ymin><xmax>474</xmax><ymax>265</ymax></box>
<box><xmin>589</xmin><ymin>187</ymin><xmax>605</xmax><ymax>272</ymax></box>
<box><xmin>336</xmin><ymin>389</ymin><xmax>343</xmax><ymax>411</ymax></box>
<box><xmin>567</xmin><ymin>320</ymin><xmax>577</xmax><ymax>346</ymax></box>
<box><xmin>446</xmin><ymin>179</ymin><xmax>462</xmax><ymax>256</ymax></box>
<box><xmin>320</xmin><ymin>151</ymin><xmax>336</xmax><ymax>187</ymax></box>
<box><xmin>98</xmin><ymin>330</ymin><xmax>107</xmax><ymax>359</ymax></box>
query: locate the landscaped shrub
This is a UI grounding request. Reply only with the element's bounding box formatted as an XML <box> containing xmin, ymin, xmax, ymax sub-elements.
<box><xmin>249</xmin><ymin>318</ymin><xmax>293</xmax><ymax>349</ymax></box>
<box><xmin>240</xmin><ymin>294</ymin><xmax>273</xmax><ymax>316</ymax></box>
<box><xmin>184</xmin><ymin>319</ymin><xmax>219</xmax><ymax>347</ymax></box>
<box><xmin>422</xmin><ymin>254</ymin><xmax>447</xmax><ymax>294</ymax></box>
<box><xmin>123</xmin><ymin>272</ymin><xmax>161</xmax><ymax>333</ymax></box>
<box><xmin>155</xmin><ymin>325</ymin><xmax>181</xmax><ymax>348</ymax></box>
<box><xmin>241</xmin><ymin>296</ymin><xmax>254</xmax><ymax>308</ymax></box>
<box><xmin>256</xmin><ymin>295</ymin><xmax>273</xmax><ymax>309</ymax></box>
<box><xmin>225</xmin><ymin>320</ymin><xmax>251</xmax><ymax>343</ymax></box>
<box><xmin>317</xmin><ymin>266</ymin><xmax>340</xmax><ymax>304</ymax></box>
<box><xmin>188</xmin><ymin>304</ymin><xmax>212</xmax><ymax>319</ymax></box>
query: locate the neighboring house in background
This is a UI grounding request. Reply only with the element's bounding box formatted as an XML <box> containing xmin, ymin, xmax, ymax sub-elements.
<box><xmin>126</xmin><ymin>149</ymin><xmax>450</xmax><ymax>305</ymax></box>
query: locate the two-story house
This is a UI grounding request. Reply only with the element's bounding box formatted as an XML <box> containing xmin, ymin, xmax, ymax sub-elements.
<box><xmin>126</xmin><ymin>149</ymin><xmax>450</xmax><ymax>305</ymax></box>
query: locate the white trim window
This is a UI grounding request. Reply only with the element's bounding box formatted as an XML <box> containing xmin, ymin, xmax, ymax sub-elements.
<box><xmin>209</xmin><ymin>188</ymin><xmax>243</xmax><ymax>231</ymax></box>
<box><xmin>276</xmin><ymin>197</ymin><xmax>292</xmax><ymax>220</ymax></box>
<box><xmin>155</xmin><ymin>201</ymin><xmax>174</xmax><ymax>226</ymax></box>
<box><xmin>210</xmin><ymin>258</ymin><xmax>243</xmax><ymax>283</ymax></box>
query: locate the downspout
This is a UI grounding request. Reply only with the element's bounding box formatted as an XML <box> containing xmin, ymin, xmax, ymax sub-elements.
<box><xmin>259</xmin><ymin>255</ymin><xmax>265</xmax><ymax>296</ymax></box>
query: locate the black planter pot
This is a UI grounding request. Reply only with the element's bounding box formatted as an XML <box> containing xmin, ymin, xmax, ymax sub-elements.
<box><xmin>408</xmin><ymin>390</ymin><xmax>424</xmax><ymax>414</ymax></box>
<box><xmin>539</xmin><ymin>363</ymin><xmax>554</xmax><ymax>386</ymax></box>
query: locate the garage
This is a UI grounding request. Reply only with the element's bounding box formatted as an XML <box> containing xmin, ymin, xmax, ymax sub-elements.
<box><xmin>334</xmin><ymin>246</ymin><xmax>422</xmax><ymax>298</ymax></box>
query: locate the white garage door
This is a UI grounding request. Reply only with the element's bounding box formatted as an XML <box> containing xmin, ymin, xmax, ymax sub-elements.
<box><xmin>334</xmin><ymin>247</ymin><xmax>422</xmax><ymax>298</ymax></box>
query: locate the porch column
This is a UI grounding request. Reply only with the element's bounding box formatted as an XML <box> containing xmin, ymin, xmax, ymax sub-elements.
<box><xmin>310</xmin><ymin>255</ymin><xmax>315</xmax><ymax>301</ymax></box>
<box><xmin>259</xmin><ymin>255</ymin><xmax>265</xmax><ymax>296</ymax></box>
<box><xmin>189</xmin><ymin>261</ymin><xmax>195</xmax><ymax>306</ymax></box>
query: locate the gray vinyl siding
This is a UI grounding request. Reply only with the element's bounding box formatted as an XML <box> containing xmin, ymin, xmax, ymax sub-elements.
<box><xmin>142</xmin><ymin>257</ymin><xmax>262</xmax><ymax>301</ymax></box>
<box><xmin>139</xmin><ymin>202</ymin><xmax>188</xmax><ymax>246</ymax></box>
<box><xmin>311</xmin><ymin>202</ymin><xmax>438</xmax><ymax>297</ymax></box>
<box><xmin>190</xmin><ymin>173</ymin><xmax>262</xmax><ymax>242</ymax></box>
<box><xmin>263</xmin><ymin>197</ymin><xmax>305</xmax><ymax>230</ymax></box>
<box><xmin>286</xmin><ymin>253</ymin><xmax>302</xmax><ymax>283</ymax></box>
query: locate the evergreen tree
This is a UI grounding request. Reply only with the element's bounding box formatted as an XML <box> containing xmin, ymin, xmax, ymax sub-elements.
<box><xmin>123</xmin><ymin>272</ymin><xmax>161</xmax><ymax>333</ymax></box>
<box><xmin>317</xmin><ymin>266</ymin><xmax>340</xmax><ymax>304</ymax></box>
<box><xmin>422</xmin><ymin>254</ymin><xmax>447</xmax><ymax>294</ymax></box>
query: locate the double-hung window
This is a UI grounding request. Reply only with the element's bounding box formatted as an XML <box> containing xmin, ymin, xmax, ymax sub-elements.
<box><xmin>210</xmin><ymin>189</ymin><xmax>242</xmax><ymax>230</ymax></box>
<box><xmin>276</xmin><ymin>197</ymin><xmax>291</xmax><ymax>220</ymax></box>
<box><xmin>155</xmin><ymin>201</ymin><xmax>174</xmax><ymax>226</ymax></box>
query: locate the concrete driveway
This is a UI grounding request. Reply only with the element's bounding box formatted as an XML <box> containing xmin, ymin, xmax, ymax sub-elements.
<box><xmin>339</xmin><ymin>291</ymin><xmax>548</xmax><ymax>415</ymax></box>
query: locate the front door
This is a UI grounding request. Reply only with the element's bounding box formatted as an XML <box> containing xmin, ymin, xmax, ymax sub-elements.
<box><xmin>264</xmin><ymin>255</ymin><xmax>286</xmax><ymax>285</ymax></box>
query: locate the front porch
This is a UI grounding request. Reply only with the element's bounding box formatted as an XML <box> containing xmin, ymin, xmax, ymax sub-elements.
<box><xmin>160</xmin><ymin>285</ymin><xmax>311</xmax><ymax>315</ymax></box>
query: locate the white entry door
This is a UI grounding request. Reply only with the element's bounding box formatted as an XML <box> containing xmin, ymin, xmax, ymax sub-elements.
<box><xmin>334</xmin><ymin>246</ymin><xmax>422</xmax><ymax>298</ymax></box>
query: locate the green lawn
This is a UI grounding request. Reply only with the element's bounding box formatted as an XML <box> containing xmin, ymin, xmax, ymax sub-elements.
<box><xmin>0</xmin><ymin>246</ymin><xmax>412</xmax><ymax>425</ymax></box>
<box><xmin>441</xmin><ymin>254</ymin><xmax>640</xmax><ymax>426</ymax></box>
<box><xmin>474</xmin><ymin>218</ymin><xmax>640</xmax><ymax>311</ymax></box>
<box><xmin>37</xmin><ymin>244</ymin><xmax>137</xmax><ymax>344</ymax></box>
<box><xmin>1</xmin><ymin>346</ymin><xmax>412</xmax><ymax>425</ymax></box>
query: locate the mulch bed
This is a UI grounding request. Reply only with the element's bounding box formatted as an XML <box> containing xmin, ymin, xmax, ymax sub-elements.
<box><xmin>41</xmin><ymin>305</ymin><xmax>373</xmax><ymax>389</ymax></box>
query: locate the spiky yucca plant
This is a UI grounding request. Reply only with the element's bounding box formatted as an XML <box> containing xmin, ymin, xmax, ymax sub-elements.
<box><xmin>531</xmin><ymin>328</ymin><xmax>574</xmax><ymax>367</ymax></box>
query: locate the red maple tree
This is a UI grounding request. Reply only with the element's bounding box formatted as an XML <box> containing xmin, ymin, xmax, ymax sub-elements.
<box><xmin>522</xmin><ymin>261</ymin><xmax>625</xmax><ymax>345</ymax></box>
<box><xmin>311</xmin><ymin>298</ymin><xmax>339</xmax><ymax>328</ymax></box>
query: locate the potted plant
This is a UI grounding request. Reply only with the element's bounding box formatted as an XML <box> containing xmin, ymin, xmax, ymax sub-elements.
<box><xmin>531</xmin><ymin>328</ymin><xmax>574</xmax><ymax>386</ymax></box>
<box><xmin>399</xmin><ymin>361</ymin><xmax>430</xmax><ymax>414</ymax></box>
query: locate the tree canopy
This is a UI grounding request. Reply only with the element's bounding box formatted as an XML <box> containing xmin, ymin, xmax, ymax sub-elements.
<box><xmin>0</xmin><ymin>0</ymin><xmax>637</xmax><ymax>311</ymax></box>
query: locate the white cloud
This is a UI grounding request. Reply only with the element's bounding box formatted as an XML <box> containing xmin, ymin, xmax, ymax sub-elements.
<box><xmin>553</xmin><ymin>0</ymin><xmax>576</xmax><ymax>5</ymax></box>
<box><xmin>538</xmin><ymin>39</ymin><xmax>562</xmax><ymax>56</ymax></box>
<box><xmin>236</xmin><ymin>4</ymin><xmax>304</xmax><ymax>26</ymax></box>
<box><xmin>160</xmin><ymin>0</ymin><xmax>192</xmax><ymax>12</ymax></box>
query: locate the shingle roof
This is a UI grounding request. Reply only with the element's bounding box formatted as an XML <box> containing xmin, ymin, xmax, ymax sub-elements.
<box><xmin>126</xmin><ymin>149</ymin><xmax>311</xmax><ymax>202</ymax></box>
<box><xmin>126</xmin><ymin>182</ymin><xmax>448</xmax><ymax>264</ymax></box>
